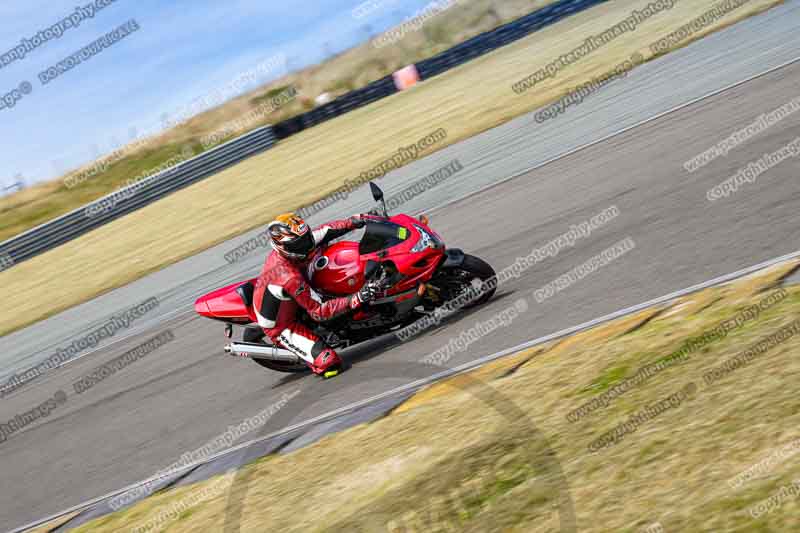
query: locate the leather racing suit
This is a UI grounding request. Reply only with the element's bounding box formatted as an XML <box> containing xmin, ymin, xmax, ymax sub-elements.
<box><xmin>251</xmin><ymin>218</ymin><xmax>362</xmax><ymax>375</ymax></box>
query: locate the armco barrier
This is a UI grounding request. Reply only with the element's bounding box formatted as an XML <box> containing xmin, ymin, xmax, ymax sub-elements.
<box><xmin>0</xmin><ymin>127</ymin><xmax>276</xmax><ymax>266</ymax></box>
<box><xmin>416</xmin><ymin>0</ymin><xmax>608</xmax><ymax>79</ymax></box>
<box><xmin>273</xmin><ymin>75</ymin><xmax>398</xmax><ymax>139</ymax></box>
<box><xmin>1</xmin><ymin>0</ymin><xmax>607</xmax><ymax>269</ymax></box>
<box><xmin>272</xmin><ymin>0</ymin><xmax>609</xmax><ymax>138</ymax></box>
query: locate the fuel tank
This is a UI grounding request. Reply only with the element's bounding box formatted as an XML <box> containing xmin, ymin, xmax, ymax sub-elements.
<box><xmin>308</xmin><ymin>242</ymin><xmax>365</xmax><ymax>296</ymax></box>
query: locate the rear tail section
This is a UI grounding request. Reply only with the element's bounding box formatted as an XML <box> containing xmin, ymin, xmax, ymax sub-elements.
<box><xmin>194</xmin><ymin>279</ymin><xmax>257</xmax><ymax>324</ymax></box>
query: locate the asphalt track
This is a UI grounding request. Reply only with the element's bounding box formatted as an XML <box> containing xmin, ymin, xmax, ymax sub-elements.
<box><xmin>2</xmin><ymin>2</ymin><xmax>800</xmax><ymax>530</ymax></box>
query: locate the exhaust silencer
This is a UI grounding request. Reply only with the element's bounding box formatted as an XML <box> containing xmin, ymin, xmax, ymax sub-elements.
<box><xmin>224</xmin><ymin>341</ymin><xmax>301</xmax><ymax>363</ymax></box>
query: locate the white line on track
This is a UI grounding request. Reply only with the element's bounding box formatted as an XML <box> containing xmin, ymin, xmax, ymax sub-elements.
<box><xmin>13</xmin><ymin>247</ymin><xmax>800</xmax><ymax>533</ymax></box>
<box><xmin>9</xmin><ymin>53</ymin><xmax>800</xmax><ymax>400</ymax></box>
<box><xmin>11</xmin><ymin>49</ymin><xmax>800</xmax><ymax>531</ymax></box>
<box><xmin>424</xmin><ymin>54</ymin><xmax>800</xmax><ymax>215</ymax></box>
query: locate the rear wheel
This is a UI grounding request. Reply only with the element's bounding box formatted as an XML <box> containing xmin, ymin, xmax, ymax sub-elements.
<box><xmin>434</xmin><ymin>254</ymin><xmax>497</xmax><ymax>309</ymax></box>
<box><xmin>253</xmin><ymin>358</ymin><xmax>309</xmax><ymax>373</ymax></box>
<box><xmin>243</xmin><ymin>327</ymin><xmax>309</xmax><ymax>373</ymax></box>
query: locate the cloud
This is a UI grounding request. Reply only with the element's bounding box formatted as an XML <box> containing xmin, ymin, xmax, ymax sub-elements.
<box><xmin>0</xmin><ymin>0</ymin><xmax>435</xmax><ymax>186</ymax></box>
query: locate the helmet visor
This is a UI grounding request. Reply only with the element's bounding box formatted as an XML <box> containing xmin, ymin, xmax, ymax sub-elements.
<box><xmin>282</xmin><ymin>231</ymin><xmax>315</xmax><ymax>258</ymax></box>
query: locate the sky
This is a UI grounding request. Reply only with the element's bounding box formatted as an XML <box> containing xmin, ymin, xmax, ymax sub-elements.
<box><xmin>0</xmin><ymin>0</ymin><xmax>439</xmax><ymax>192</ymax></box>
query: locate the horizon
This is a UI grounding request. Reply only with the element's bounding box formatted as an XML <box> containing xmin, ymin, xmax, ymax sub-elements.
<box><xmin>0</xmin><ymin>0</ymin><xmax>441</xmax><ymax>194</ymax></box>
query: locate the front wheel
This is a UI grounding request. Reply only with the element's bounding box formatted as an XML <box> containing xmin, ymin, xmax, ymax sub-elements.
<box><xmin>433</xmin><ymin>254</ymin><xmax>497</xmax><ymax>309</ymax></box>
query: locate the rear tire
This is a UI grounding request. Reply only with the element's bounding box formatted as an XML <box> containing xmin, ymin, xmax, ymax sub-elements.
<box><xmin>243</xmin><ymin>327</ymin><xmax>309</xmax><ymax>373</ymax></box>
<box><xmin>253</xmin><ymin>359</ymin><xmax>309</xmax><ymax>373</ymax></box>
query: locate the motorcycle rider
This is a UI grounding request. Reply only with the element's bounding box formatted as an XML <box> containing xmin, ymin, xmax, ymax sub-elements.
<box><xmin>251</xmin><ymin>212</ymin><xmax>381</xmax><ymax>378</ymax></box>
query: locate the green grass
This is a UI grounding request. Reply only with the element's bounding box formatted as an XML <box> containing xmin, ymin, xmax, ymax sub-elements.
<box><xmin>0</xmin><ymin>141</ymin><xmax>199</xmax><ymax>241</ymax></box>
<box><xmin>46</xmin><ymin>261</ymin><xmax>800</xmax><ymax>533</ymax></box>
<box><xmin>580</xmin><ymin>363</ymin><xmax>631</xmax><ymax>394</ymax></box>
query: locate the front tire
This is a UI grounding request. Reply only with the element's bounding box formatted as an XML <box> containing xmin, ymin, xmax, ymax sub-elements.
<box><xmin>435</xmin><ymin>254</ymin><xmax>497</xmax><ymax>309</ymax></box>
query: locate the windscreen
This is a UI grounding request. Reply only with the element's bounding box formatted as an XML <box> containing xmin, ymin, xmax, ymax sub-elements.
<box><xmin>358</xmin><ymin>220</ymin><xmax>410</xmax><ymax>255</ymax></box>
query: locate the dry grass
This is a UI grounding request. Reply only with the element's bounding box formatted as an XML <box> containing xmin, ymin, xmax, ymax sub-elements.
<box><xmin>69</xmin><ymin>260</ymin><xmax>800</xmax><ymax>532</ymax></box>
<box><xmin>0</xmin><ymin>0</ymin><xmax>555</xmax><ymax>242</ymax></box>
<box><xmin>0</xmin><ymin>0</ymin><xmax>782</xmax><ymax>337</ymax></box>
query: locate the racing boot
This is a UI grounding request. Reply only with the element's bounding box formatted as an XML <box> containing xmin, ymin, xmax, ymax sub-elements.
<box><xmin>311</xmin><ymin>344</ymin><xmax>344</xmax><ymax>379</ymax></box>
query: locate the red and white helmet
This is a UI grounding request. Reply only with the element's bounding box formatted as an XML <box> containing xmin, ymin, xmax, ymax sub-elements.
<box><xmin>267</xmin><ymin>213</ymin><xmax>316</xmax><ymax>260</ymax></box>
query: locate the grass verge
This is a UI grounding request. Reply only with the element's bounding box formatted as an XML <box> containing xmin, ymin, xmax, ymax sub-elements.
<box><xmin>62</xmin><ymin>259</ymin><xmax>800</xmax><ymax>532</ymax></box>
<box><xmin>0</xmin><ymin>0</ymin><xmax>557</xmax><ymax>243</ymax></box>
<box><xmin>0</xmin><ymin>0</ymin><xmax>783</xmax><ymax>337</ymax></box>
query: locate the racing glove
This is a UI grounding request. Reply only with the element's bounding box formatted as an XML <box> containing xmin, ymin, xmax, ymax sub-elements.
<box><xmin>356</xmin><ymin>280</ymin><xmax>382</xmax><ymax>304</ymax></box>
<box><xmin>349</xmin><ymin>214</ymin><xmax>367</xmax><ymax>229</ymax></box>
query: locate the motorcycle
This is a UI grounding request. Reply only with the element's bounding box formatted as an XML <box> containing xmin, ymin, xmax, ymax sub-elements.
<box><xmin>194</xmin><ymin>182</ymin><xmax>497</xmax><ymax>373</ymax></box>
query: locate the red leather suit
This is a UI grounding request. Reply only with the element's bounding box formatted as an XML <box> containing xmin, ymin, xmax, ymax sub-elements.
<box><xmin>252</xmin><ymin>219</ymin><xmax>360</xmax><ymax>374</ymax></box>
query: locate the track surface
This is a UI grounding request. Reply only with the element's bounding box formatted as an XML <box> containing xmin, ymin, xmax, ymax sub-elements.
<box><xmin>2</xmin><ymin>3</ymin><xmax>800</xmax><ymax>530</ymax></box>
<box><xmin>5</xmin><ymin>0</ymin><xmax>800</xmax><ymax>380</ymax></box>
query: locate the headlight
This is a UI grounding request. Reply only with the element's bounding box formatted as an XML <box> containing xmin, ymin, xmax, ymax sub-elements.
<box><xmin>411</xmin><ymin>225</ymin><xmax>441</xmax><ymax>252</ymax></box>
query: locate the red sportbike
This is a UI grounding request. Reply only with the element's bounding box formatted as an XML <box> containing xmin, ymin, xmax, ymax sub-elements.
<box><xmin>195</xmin><ymin>183</ymin><xmax>496</xmax><ymax>373</ymax></box>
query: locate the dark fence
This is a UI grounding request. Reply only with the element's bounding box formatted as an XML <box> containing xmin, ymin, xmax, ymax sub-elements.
<box><xmin>273</xmin><ymin>75</ymin><xmax>398</xmax><ymax>139</ymax></box>
<box><xmin>274</xmin><ymin>0</ymin><xmax>609</xmax><ymax>138</ymax></box>
<box><xmin>0</xmin><ymin>127</ymin><xmax>275</xmax><ymax>266</ymax></box>
<box><xmin>417</xmin><ymin>0</ymin><xmax>609</xmax><ymax>78</ymax></box>
<box><xmin>2</xmin><ymin>0</ymin><xmax>608</xmax><ymax>267</ymax></box>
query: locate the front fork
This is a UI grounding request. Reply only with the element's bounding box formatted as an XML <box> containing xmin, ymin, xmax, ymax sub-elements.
<box><xmin>422</xmin><ymin>247</ymin><xmax>467</xmax><ymax>307</ymax></box>
<box><xmin>441</xmin><ymin>248</ymin><xmax>465</xmax><ymax>268</ymax></box>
